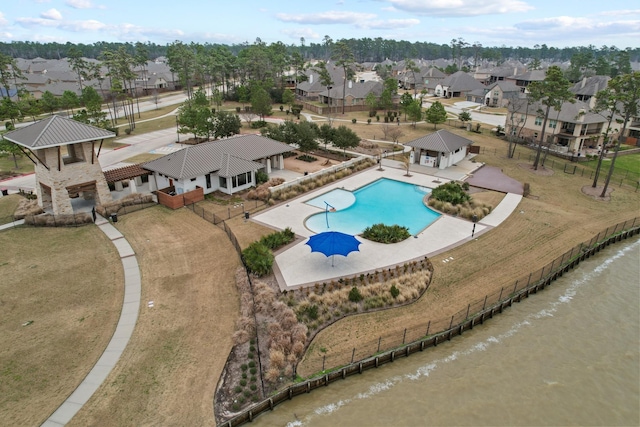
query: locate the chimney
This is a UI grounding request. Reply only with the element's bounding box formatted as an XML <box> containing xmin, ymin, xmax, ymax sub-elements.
<box><xmin>348</xmin><ymin>80</ymin><xmax>352</xmax><ymax>89</ymax></box>
<box><xmin>577</xmin><ymin>108</ymin><xmax>586</xmax><ymax>122</ymax></box>
<box><xmin>514</xmin><ymin>67</ymin><xmax>517</xmax><ymax>76</ymax></box>
<box><xmin>581</xmin><ymin>77</ymin><xmax>586</xmax><ymax>88</ymax></box>
<box><xmin>309</xmin><ymin>74</ymin><xmax>313</xmax><ymax>84</ymax></box>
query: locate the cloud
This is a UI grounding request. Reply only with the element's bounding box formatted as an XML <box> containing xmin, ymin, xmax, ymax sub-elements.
<box><xmin>597</xmin><ymin>9</ymin><xmax>640</xmax><ymax>17</ymax></box>
<box><xmin>387</xmin><ymin>0</ymin><xmax>534</xmax><ymax>17</ymax></box>
<box><xmin>0</xmin><ymin>12</ymin><xmax>8</xmax><ymax>26</ymax></box>
<box><xmin>65</xmin><ymin>0</ymin><xmax>94</xmax><ymax>9</ymax></box>
<box><xmin>41</xmin><ymin>9</ymin><xmax>63</xmax><ymax>20</ymax></box>
<box><xmin>357</xmin><ymin>18</ymin><xmax>420</xmax><ymax>30</ymax></box>
<box><xmin>275</xmin><ymin>10</ymin><xmax>377</xmax><ymax>25</ymax></box>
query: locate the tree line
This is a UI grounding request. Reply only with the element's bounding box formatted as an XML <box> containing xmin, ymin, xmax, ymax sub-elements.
<box><xmin>1</xmin><ymin>39</ymin><xmax>638</xmax><ymax>64</ymax></box>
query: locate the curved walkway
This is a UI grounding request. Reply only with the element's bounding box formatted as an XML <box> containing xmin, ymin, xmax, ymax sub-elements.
<box><xmin>42</xmin><ymin>215</ymin><xmax>141</xmax><ymax>426</ymax></box>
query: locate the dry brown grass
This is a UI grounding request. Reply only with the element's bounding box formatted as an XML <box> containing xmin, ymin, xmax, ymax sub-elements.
<box><xmin>68</xmin><ymin>206</ymin><xmax>240</xmax><ymax>427</ymax></box>
<box><xmin>0</xmin><ymin>226</ymin><xmax>123</xmax><ymax>426</ymax></box>
<box><xmin>296</xmin><ymin>127</ymin><xmax>640</xmax><ymax>377</ymax></box>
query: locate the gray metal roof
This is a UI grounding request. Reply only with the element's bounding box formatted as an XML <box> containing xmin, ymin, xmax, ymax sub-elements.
<box><xmin>3</xmin><ymin>115</ymin><xmax>116</xmax><ymax>149</ymax></box>
<box><xmin>405</xmin><ymin>129</ymin><xmax>473</xmax><ymax>153</ymax></box>
<box><xmin>142</xmin><ymin>134</ymin><xmax>292</xmax><ymax>179</ymax></box>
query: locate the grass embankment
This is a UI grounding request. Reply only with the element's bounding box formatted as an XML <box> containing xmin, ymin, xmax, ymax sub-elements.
<box><xmin>0</xmin><ymin>194</ymin><xmax>22</xmax><ymax>224</ymax></box>
<box><xmin>295</xmin><ymin>127</ymin><xmax>640</xmax><ymax>377</ymax></box>
<box><xmin>0</xmin><ymin>226</ymin><xmax>123</xmax><ymax>426</ymax></box>
<box><xmin>69</xmin><ymin>207</ymin><xmax>240</xmax><ymax>427</ymax></box>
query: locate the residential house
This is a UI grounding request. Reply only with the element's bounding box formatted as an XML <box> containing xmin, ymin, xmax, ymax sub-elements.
<box><xmin>506</xmin><ymin>69</ymin><xmax>547</xmax><ymax>93</ymax></box>
<box><xmin>570</xmin><ymin>76</ymin><xmax>611</xmax><ymax>107</ymax></box>
<box><xmin>142</xmin><ymin>134</ymin><xmax>292</xmax><ymax>204</ymax></box>
<box><xmin>434</xmin><ymin>71</ymin><xmax>485</xmax><ymax>98</ymax></box>
<box><xmin>480</xmin><ymin>81</ymin><xmax>522</xmax><ymax>107</ymax></box>
<box><xmin>405</xmin><ymin>129</ymin><xmax>473</xmax><ymax>169</ymax></box>
<box><xmin>506</xmin><ymin>99</ymin><xmax>614</xmax><ymax>154</ymax></box>
<box><xmin>474</xmin><ymin>65</ymin><xmax>526</xmax><ymax>85</ymax></box>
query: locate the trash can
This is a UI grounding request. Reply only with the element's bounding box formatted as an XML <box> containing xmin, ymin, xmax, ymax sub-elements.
<box><xmin>110</xmin><ymin>213</ymin><xmax>118</xmax><ymax>223</ymax></box>
<box><xmin>1</xmin><ymin>188</ymin><xmax>7</xmax><ymax>196</ymax></box>
<box><xmin>244</xmin><ymin>212</ymin><xmax>250</xmax><ymax>220</ymax></box>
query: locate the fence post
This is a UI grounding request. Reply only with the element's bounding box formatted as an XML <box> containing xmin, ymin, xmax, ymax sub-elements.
<box><xmin>449</xmin><ymin>315</ymin><xmax>454</xmax><ymax>329</ymax></box>
<box><xmin>426</xmin><ymin>320</ymin><xmax>430</xmax><ymax>336</ymax></box>
<box><xmin>498</xmin><ymin>287</ymin><xmax>503</xmax><ymax>301</ymax></box>
<box><xmin>465</xmin><ymin>304</ymin><xmax>470</xmax><ymax>319</ymax></box>
<box><xmin>482</xmin><ymin>295</ymin><xmax>488</xmax><ymax>310</ymax></box>
<box><xmin>351</xmin><ymin>348</ymin><xmax>356</xmax><ymax>364</ymax></box>
<box><xmin>377</xmin><ymin>336</ymin><xmax>381</xmax><ymax>353</ymax></box>
<box><xmin>402</xmin><ymin>328</ymin><xmax>407</xmax><ymax>345</ymax></box>
<box><xmin>322</xmin><ymin>355</ymin><xmax>325</xmax><ymax>372</ymax></box>
<box><xmin>526</xmin><ymin>272</ymin><xmax>532</xmax><ymax>286</ymax></box>
<box><xmin>512</xmin><ymin>281</ymin><xmax>518</xmax><ymax>295</ymax></box>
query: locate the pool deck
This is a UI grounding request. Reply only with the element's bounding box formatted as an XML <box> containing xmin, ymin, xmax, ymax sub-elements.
<box><xmin>253</xmin><ymin>158</ymin><xmax>523</xmax><ymax>290</ymax></box>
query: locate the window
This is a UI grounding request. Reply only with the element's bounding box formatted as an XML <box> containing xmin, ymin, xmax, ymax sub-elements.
<box><xmin>549</xmin><ymin>120</ymin><xmax>557</xmax><ymax>129</ymax></box>
<box><xmin>493</xmin><ymin>91</ymin><xmax>499</xmax><ymax>96</ymax></box>
<box><xmin>231</xmin><ymin>172</ymin><xmax>251</xmax><ymax>188</ymax></box>
<box><xmin>535</xmin><ymin>117</ymin><xmax>542</xmax><ymax>126</ymax></box>
<box><xmin>205</xmin><ymin>174</ymin><xmax>212</xmax><ymax>189</ymax></box>
<box><xmin>219</xmin><ymin>176</ymin><xmax>227</xmax><ymax>189</ymax></box>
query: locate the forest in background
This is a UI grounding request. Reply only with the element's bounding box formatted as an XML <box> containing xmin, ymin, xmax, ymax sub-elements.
<box><xmin>1</xmin><ymin>38</ymin><xmax>639</xmax><ymax>64</ymax></box>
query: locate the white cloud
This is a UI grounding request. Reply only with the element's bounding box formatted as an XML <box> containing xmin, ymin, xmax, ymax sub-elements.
<box><xmin>65</xmin><ymin>0</ymin><xmax>94</xmax><ymax>9</ymax></box>
<box><xmin>276</xmin><ymin>10</ymin><xmax>377</xmax><ymax>25</ymax></box>
<box><xmin>388</xmin><ymin>0</ymin><xmax>534</xmax><ymax>17</ymax></box>
<box><xmin>597</xmin><ymin>9</ymin><xmax>640</xmax><ymax>17</ymax></box>
<box><xmin>41</xmin><ymin>9</ymin><xmax>63</xmax><ymax>20</ymax></box>
<box><xmin>0</xmin><ymin>12</ymin><xmax>8</xmax><ymax>26</ymax></box>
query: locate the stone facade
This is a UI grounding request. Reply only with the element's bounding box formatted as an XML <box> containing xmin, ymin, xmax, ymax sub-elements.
<box><xmin>34</xmin><ymin>142</ymin><xmax>112</xmax><ymax>215</ymax></box>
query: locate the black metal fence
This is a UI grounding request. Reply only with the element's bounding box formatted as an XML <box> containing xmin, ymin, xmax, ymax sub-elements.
<box><xmin>186</xmin><ymin>199</ymin><xmax>267</xmax><ymax>226</ymax></box>
<box><xmin>220</xmin><ymin>217</ymin><xmax>640</xmax><ymax>427</ymax></box>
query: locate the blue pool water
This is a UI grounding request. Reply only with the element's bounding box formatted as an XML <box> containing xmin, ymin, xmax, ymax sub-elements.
<box><xmin>305</xmin><ymin>178</ymin><xmax>440</xmax><ymax>235</ymax></box>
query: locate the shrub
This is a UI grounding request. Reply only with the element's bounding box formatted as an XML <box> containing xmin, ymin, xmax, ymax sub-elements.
<box><xmin>352</xmin><ymin>118</ymin><xmax>357</xmax><ymax>124</ymax></box>
<box><xmin>241</xmin><ymin>364</ymin><xmax>248</xmax><ymax>371</ymax></box>
<box><xmin>390</xmin><ymin>285</ymin><xmax>400</xmax><ymax>298</ymax></box>
<box><xmin>430</xmin><ymin>182</ymin><xmax>471</xmax><ymax>205</ymax></box>
<box><xmin>348</xmin><ymin>286</ymin><xmax>363</xmax><ymax>303</ymax></box>
<box><xmin>256</xmin><ymin>170</ymin><xmax>269</xmax><ymax>185</ymax></box>
<box><xmin>362</xmin><ymin>223</ymin><xmax>411</xmax><ymax>243</ymax></box>
<box><xmin>250</xmin><ymin>120</ymin><xmax>267</xmax><ymax>129</ymax></box>
<box><xmin>296</xmin><ymin>154</ymin><xmax>317</xmax><ymax>162</ymax></box>
<box><xmin>242</xmin><ymin>242</ymin><xmax>274</xmax><ymax>276</ymax></box>
<box><xmin>240</xmin><ymin>379</ymin><xmax>247</xmax><ymax>386</ymax></box>
<box><xmin>248</xmin><ymin>361</ymin><xmax>256</xmax><ymax>368</ymax></box>
<box><xmin>367</xmin><ymin>118</ymin><xmax>371</xmax><ymax>124</ymax></box>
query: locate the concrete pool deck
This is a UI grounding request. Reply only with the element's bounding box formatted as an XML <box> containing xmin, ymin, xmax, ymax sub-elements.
<box><xmin>253</xmin><ymin>160</ymin><xmax>523</xmax><ymax>289</ymax></box>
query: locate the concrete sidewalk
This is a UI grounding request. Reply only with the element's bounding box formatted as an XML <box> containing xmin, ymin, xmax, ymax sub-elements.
<box><xmin>42</xmin><ymin>215</ymin><xmax>141</xmax><ymax>426</ymax></box>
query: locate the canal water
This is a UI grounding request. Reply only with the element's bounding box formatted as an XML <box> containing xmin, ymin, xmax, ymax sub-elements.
<box><xmin>253</xmin><ymin>237</ymin><xmax>640</xmax><ymax>426</ymax></box>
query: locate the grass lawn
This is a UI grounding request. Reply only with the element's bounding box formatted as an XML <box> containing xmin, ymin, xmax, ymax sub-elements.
<box><xmin>0</xmin><ymin>194</ymin><xmax>22</xmax><ymax>224</ymax></box>
<box><xmin>295</xmin><ymin>125</ymin><xmax>640</xmax><ymax>377</ymax></box>
<box><xmin>581</xmin><ymin>152</ymin><xmax>640</xmax><ymax>182</ymax></box>
<box><xmin>121</xmin><ymin>152</ymin><xmax>165</xmax><ymax>164</ymax></box>
<box><xmin>68</xmin><ymin>207</ymin><xmax>240</xmax><ymax>427</ymax></box>
<box><xmin>0</xmin><ymin>226</ymin><xmax>123</xmax><ymax>426</ymax></box>
<box><xmin>0</xmin><ymin>153</ymin><xmax>34</xmax><ymax>176</ymax></box>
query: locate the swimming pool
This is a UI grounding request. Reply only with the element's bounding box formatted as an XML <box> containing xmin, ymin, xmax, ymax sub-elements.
<box><xmin>305</xmin><ymin>178</ymin><xmax>441</xmax><ymax>235</ymax></box>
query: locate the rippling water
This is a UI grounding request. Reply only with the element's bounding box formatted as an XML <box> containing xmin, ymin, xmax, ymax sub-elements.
<box><xmin>252</xmin><ymin>237</ymin><xmax>640</xmax><ymax>427</ymax></box>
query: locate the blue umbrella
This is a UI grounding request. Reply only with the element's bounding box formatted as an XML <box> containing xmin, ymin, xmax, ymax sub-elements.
<box><xmin>306</xmin><ymin>231</ymin><xmax>361</xmax><ymax>267</ymax></box>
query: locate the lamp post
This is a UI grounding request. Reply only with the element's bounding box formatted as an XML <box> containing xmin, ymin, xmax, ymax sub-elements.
<box><xmin>175</xmin><ymin>116</ymin><xmax>180</xmax><ymax>143</ymax></box>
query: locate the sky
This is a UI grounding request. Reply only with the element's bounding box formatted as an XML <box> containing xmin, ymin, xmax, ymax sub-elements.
<box><xmin>0</xmin><ymin>0</ymin><xmax>639</xmax><ymax>49</ymax></box>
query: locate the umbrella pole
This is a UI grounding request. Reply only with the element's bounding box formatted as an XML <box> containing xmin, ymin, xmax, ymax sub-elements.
<box><xmin>332</xmin><ymin>254</ymin><xmax>334</xmax><ymax>267</ymax></box>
